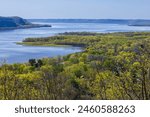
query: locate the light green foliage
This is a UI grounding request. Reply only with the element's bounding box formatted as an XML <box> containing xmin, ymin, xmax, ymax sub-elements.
<box><xmin>0</xmin><ymin>32</ymin><xmax>150</xmax><ymax>100</ymax></box>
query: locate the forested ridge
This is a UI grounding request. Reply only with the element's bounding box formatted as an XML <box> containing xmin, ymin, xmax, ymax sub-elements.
<box><xmin>0</xmin><ymin>32</ymin><xmax>150</xmax><ymax>100</ymax></box>
<box><xmin>0</xmin><ymin>16</ymin><xmax>51</xmax><ymax>30</ymax></box>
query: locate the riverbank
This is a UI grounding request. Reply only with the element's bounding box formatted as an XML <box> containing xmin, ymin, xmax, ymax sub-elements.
<box><xmin>16</xmin><ymin>42</ymin><xmax>72</xmax><ymax>47</ymax></box>
<box><xmin>0</xmin><ymin>24</ymin><xmax>52</xmax><ymax>31</ymax></box>
<box><xmin>0</xmin><ymin>32</ymin><xmax>149</xmax><ymax>100</ymax></box>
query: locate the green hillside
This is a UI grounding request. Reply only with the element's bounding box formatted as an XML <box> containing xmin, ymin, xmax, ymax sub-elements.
<box><xmin>0</xmin><ymin>32</ymin><xmax>150</xmax><ymax>100</ymax></box>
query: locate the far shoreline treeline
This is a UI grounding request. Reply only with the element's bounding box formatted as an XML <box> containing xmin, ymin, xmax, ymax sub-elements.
<box><xmin>28</xmin><ymin>19</ymin><xmax>150</xmax><ymax>26</ymax></box>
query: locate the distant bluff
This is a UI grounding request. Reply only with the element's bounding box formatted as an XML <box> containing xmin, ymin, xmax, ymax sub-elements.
<box><xmin>0</xmin><ymin>16</ymin><xmax>31</xmax><ymax>27</ymax></box>
<box><xmin>0</xmin><ymin>16</ymin><xmax>51</xmax><ymax>30</ymax></box>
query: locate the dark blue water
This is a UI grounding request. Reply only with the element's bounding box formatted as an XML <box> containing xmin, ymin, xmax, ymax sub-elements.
<box><xmin>1</xmin><ymin>19</ymin><xmax>150</xmax><ymax>64</ymax></box>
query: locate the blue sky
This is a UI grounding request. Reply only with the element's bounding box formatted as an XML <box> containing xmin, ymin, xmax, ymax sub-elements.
<box><xmin>0</xmin><ymin>0</ymin><xmax>149</xmax><ymax>19</ymax></box>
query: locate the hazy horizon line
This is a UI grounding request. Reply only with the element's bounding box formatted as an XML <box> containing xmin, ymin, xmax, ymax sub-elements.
<box><xmin>1</xmin><ymin>16</ymin><xmax>150</xmax><ymax>20</ymax></box>
<box><xmin>27</xmin><ymin>18</ymin><xmax>150</xmax><ymax>20</ymax></box>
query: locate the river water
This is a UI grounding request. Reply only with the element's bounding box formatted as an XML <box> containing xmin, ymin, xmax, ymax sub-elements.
<box><xmin>1</xmin><ymin>20</ymin><xmax>150</xmax><ymax>64</ymax></box>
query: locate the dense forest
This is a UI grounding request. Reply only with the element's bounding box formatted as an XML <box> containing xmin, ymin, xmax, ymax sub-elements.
<box><xmin>0</xmin><ymin>32</ymin><xmax>150</xmax><ymax>100</ymax></box>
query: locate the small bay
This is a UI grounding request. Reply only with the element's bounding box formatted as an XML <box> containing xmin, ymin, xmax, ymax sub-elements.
<box><xmin>1</xmin><ymin>20</ymin><xmax>150</xmax><ymax>64</ymax></box>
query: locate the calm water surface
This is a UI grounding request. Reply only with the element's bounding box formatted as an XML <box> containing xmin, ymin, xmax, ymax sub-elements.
<box><xmin>1</xmin><ymin>21</ymin><xmax>150</xmax><ymax>63</ymax></box>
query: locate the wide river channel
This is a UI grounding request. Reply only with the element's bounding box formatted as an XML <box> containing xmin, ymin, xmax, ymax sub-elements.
<box><xmin>1</xmin><ymin>21</ymin><xmax>150</xmax><ymax>63</ymax></box>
